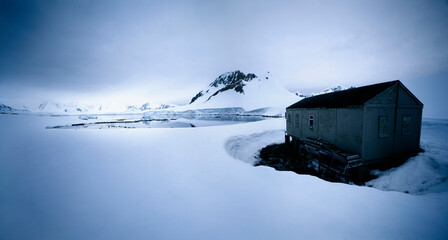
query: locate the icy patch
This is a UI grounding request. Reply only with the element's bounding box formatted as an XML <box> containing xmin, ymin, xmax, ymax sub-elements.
<box><xmin>225</xmin><ymin>130</ymin><xmax>284</xmax><ymax>165</ymax></box>
<box><xmin>79</xmin><ymin>115</ymin><xmax>98</xmax><ymax>120</ymax></box>
<box><xmin>47</xmin><ymin>114</ymin><xmax>265</xmax><ymax>129</ymax></box>
<box><xmin>367</xmin><ymin>119</ymin><xmax>448</xmax><ymax>194</ymax></box>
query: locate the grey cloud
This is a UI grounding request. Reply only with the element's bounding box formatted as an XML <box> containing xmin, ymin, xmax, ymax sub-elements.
<box><xmin>0</xmin><ymin>0</ymin><xmax>447</xmax><ymax>117</ymax></box>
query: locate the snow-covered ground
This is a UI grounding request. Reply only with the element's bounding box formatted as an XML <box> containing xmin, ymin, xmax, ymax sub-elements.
<box><xmin>1</xmin><ymin>114</ymin><xmax>447</xmax><ymax>239</ymax></box>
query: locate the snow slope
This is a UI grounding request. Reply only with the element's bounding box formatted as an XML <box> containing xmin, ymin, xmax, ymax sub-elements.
<box><xmin>225</xmin><ymin>130</ymin><xmax>285</xmax><ymax>165</ymax></box>
<box><xmin>1</xmin><ymin>114</ymin><xmax>447</xmax><ymax>239</ymax></box>
<box><xmin>184</xmin><ymin>71</ymin><xmax>299</xmax><ymax>112</ymax></box>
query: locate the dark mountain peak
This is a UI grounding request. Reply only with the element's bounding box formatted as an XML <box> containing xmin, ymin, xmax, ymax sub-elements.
<box><xmin>190</xmin><ymin>70</ymin><xmax>258</xmax><ymax>104</ymax></box>
<box><xmin>209</xmin><ymin>70</ymin><xmax>257</xmax><ymax>88</ymax></box>
<box><xmin>0</xmin><ymin>103</ymin><xmax>27</xmax><ymax>113</ymax></box>
<box><xmin>190</xmin><ymin>91</ymin><xmax>204</xmax><ymax>104</ymax></box>
<box><xmin>0</xmin><ymin>103</ymin><xmax>14</xmax><ymax>112</ymax></box>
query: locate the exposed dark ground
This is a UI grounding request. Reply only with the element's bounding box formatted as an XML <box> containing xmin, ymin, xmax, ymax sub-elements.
<box><xmin>256</xmin><ymin>143</ymin><xmax>417</xmax><ymax>185</ymax></box>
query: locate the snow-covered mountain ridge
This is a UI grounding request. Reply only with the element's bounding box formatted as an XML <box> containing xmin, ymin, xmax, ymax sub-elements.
<box><xmin>190</xmin><ymin>71</ymin><xmax>258</xmax><ymax>104</ymax></box>
<box><xmin>0</xmin><ymin>101</ymin><xmax>176</xmax><ymax>115</ymax></box>
<box><xmin>0</xmin><ymin>104</ymin><xmax>27</xmax><ymax>113</ymax></box>
<box><xmin>183</xmin><ymin>70</ymin><xmax>299</xmax><ymax>113</ymax></box>
<box><xmin>0</xmin><ymin>104</ymin><xmax>16</xmax><ymax>112</ymax></box>
<box><xmin>295</xmin><ymin>85</ymin><xmax>354</xmax><ymax>98</ymax></box>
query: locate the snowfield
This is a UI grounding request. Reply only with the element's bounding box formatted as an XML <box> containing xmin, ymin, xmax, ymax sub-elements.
<box><xmin>1</xmin><ymin>114</ymin><xmax>448</xmax><ymax>239</ymax></box>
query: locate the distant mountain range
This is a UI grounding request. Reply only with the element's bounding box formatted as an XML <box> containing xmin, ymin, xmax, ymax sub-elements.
<box><xmin>0</xmin><ymin>104</ymin><xmax>25</xmax><ymax>113</ymax></box>
<box><xmin>1</xmin><ymin>70</ymin><xmax>352</xmax><ymax>115</ymax></box>
<box><xmin>0</xmin><ymin>101</ymin><xmax>176</xmax><ymax>115</ymax></box>
<box><xmin>295</xmin><ymin>85</ymin><xmax>352</xmax><ymax>98</ymax></box>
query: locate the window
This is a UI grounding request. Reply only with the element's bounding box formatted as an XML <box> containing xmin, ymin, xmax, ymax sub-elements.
<box><xmin>287</xmin><ymin>113</ymin><xmax>291</xmax><ymax>124</ymax></box>
<box><xmin>378</xmin><ymin>116</ymin><xmax>389</xmax><ymax>138</ymax></box>
<box><xmin>402</xmin><ymin>115</ymin><xmax>411</xmax><ymax>136</ymax></box>
<box><xmin>309</xmin><ymin>115</ymin><xmax>314</xmax><ymax>129</ymax></box>
<box><xmin>295</xmin><ymin>114</ymin><xmax>300</xmax><ymax>128</ymax></box>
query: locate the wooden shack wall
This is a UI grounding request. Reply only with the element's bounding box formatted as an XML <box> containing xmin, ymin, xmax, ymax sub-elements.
<box><xmin>393</xmin><ymin>85</ymin><xmax>423</xmax><ymax>156</ymax></box>
<box><xmin>335</xmin><ymin>108</ymin><xmax>364</xmax><ymax>154</ymax></box>
<box><xmin>362</xmin><ymin>84</ymin><xmax>422</xmax><ymax>163</ymax></box>
<box><xmin>286</xmin><ymin>107</ymin><xmax>363</xmax><ymax>155</ymax></box>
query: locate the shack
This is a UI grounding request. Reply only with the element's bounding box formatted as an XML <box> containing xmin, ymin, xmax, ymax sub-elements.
<box><xmin>285</xmin><ymin>80</ymin><xmax>423</xmax><ymax>171</ymax></box>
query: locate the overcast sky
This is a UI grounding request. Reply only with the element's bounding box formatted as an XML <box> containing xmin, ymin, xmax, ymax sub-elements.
<box><xmin>0</xmin><ymin>0</ymin><xmax>447</xmax><ymax>118</ymax></box>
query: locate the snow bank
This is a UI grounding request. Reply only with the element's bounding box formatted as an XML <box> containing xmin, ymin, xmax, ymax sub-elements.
<box><xmin>225</xmin><ymin>130</ymin><xmax>285</xmax><ymax>164</ymax></box>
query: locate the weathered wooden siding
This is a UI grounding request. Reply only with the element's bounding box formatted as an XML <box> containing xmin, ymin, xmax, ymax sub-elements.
<box><xmin>362</xmin><ymin>84</ymin><xmax>422</xmax><ymax>163</ymax></box>
<box><xmin>366</xmin><ymin>84</ymin><xmax>397</xmax><ymax>105</ymax></box>
<box><xmin>362</xmin><ymin>85</ymin><xmax>397</xmax><ymax>162</ymax></box>
<box><xmin>286</xmin><ymin>107</ymin><xmax>363</xmax><ymax>155</ymax></box>
<box><xmin>363</xmin><ymin>106</ymin><xmax>396</xmax><ymax>161</ymax></box>
<box><xmin>318</xmin><ymin>109</ymin><xmax>337</xmax><ymax>144</ymax></box>
<box><xmin>393</xmin><ymin>85</ymin><xmax>423</xmax><ymax>156</ymax></box>
<box><xmin>393</xmin><ymin>107</ymin><xmax>422</xmax><ymax>155</ymax></box>
<box><xmin>301</xmin><ymin>109</ymin><xmax>319</xmax><ymax>139</ymax></box>
<box><xmin>335</xmin><ymin>108</ymin><xmax>364</xmax><ymax>154</ymax></box>
<box><xmin>397</xmin><ymin>85</ymin><xmax>421</xmax><ymax>106</ymax></box>
<box><xmin>287</xmin><ymin>108</ymin><xmax>318</xmax><ymax>141</ymax></box>
<box><xmin>286</xmin><ymin>109</ymin><xmax>301</xmax><ymax>138</ymax></box>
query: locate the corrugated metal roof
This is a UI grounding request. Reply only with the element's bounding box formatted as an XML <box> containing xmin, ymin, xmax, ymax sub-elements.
<box><xmin>287</xmin><ymin>80</ymin><xmax>399</xmax><ymax>109</ymax></box>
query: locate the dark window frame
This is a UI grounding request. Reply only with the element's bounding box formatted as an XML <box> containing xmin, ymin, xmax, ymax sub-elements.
<box><xmin>402</xmin><ymin>115</ymin><xmax>411</xmax><ymax>136</ymax></box>
<box><xmin>378</xmin><ymin>116</ymin><xmax>389</xmax><ymax>138</ymax></box>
